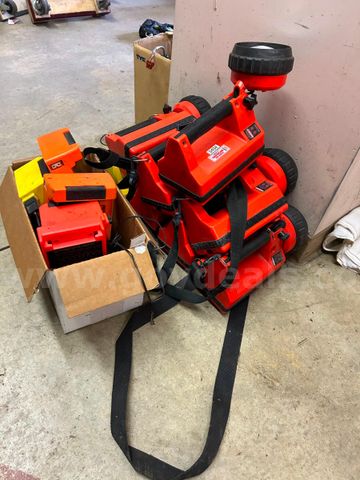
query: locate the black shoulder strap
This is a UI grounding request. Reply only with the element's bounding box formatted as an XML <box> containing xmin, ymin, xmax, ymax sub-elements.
<box><xmin>111</xmin><ymin>179</ymin><xmax>249</xmax><ymax>479</ymax></box>
<box><xmin>162</xmin><ymin>179</ymin><xmax>247</xmax><ymax>303</ymax></box>
<box><xmin>111</xmin><ymin>291</ymin><xmax>249</xmax><ymax>480</ymax></box>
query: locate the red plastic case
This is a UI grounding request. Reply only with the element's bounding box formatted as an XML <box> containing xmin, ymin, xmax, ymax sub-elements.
<box><xmin>36</xmin><ymin>201</ymin><xmax>111</xmax><ymax>269</ymax></box>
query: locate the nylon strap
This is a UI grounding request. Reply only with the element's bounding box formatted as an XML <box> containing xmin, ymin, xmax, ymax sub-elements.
<box><xmin>161</xmin><ymin>179</ymin><xmax>248</xmax><ymax>303</ymax></box>
<box><xmin>111</xmin><ymin>179</ymin><xmax>250</xmax><ymax>479</ymax></box>
<box><xmin>83</xmin><ymin>147</ymin><xmax>138</xmax><ymax>200</ymax></box>
<box><xmin>111</xmin><ymin>289</ymin><xmax>249</xmax><ymax>480</ymax></box>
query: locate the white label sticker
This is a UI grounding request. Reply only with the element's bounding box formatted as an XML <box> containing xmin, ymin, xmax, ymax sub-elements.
<box><xmin>206</xmin><ymin>144</ymin><xmax>220</xmax><ymax>155</ymax></box>
<box><xmin>134</xmin><ymin>245</ymin><xmax>147</xmax><ymax>254</ymax></box>
<box><xmin>207</xmin><ymin>144</ymin><xmax>230</xmax><ymax>162</ymax></box>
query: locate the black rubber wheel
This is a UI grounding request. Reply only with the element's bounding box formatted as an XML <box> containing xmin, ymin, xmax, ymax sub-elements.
<box><xmin>263</xmin><ymin>148</ymin><xmax>298</xmax><ymax>194</ymax></box>
<box><xmin>4</xmin><ymin>0</ymin><xmax>17</xmax><ymax>15</ymax></box>
<box><xmin>33</xmin><ymin>0</ymin><xmax>50</xmax><ymax>15</ymax></box>
<box><xmin>180</xmin><ymin>95</ymin><xmax>211</xmax><ymax>115</ymax></box>
<box><xmin>283</xmin><ymin>206</ymin><xmax>308</xmax><ymax>252</ymax></box>
<box><xmin>97</xmin><ymin>0</ymin><xmax>110</xmax><ymax>9</ymax></box>
<box><xmin>228</xmin><ymin>42</ymin><xmax>294</xmax><ymax>76</ymax></box>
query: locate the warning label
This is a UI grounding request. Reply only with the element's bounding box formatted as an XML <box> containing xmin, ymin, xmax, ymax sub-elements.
<box><xmin>207</xmin><ymin>144</ymin><xmax>230</xmax><ymax>162</ymax></box>
<box><xmin>256</xmin><ymin>181</ymin><xmax>272</xmax><ymax>192</ymax></box>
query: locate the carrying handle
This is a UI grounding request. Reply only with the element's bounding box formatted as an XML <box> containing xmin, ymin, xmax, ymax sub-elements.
<box><xmin>176</xmin><ymin>98</ymin><xmax>233</xmax><ymax>144</ymax></box>
<box><xmin>146</xmin><ymin>45</ymin><xmax>168</xmax><ymax>69</ymax></box>
<box><xmin>148</xmin><ymin>98</ymin><xmax>233</xmax><ymax>162</ymax></box>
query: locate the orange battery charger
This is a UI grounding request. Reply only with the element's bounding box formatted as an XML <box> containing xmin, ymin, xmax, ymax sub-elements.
<box><xmin>36</xmin><ymin>201</ymin><xmax>111</xmax><ymax>269</ymax></box>
<box><xmin>43</xmin><ymin>172</ymin><xmax>117</xmax><ymax>217</ymax></box>
<box><xmin>37</xmin><ymin>128</ymin><xmax>83</xmax><ymax>173</ymax></box>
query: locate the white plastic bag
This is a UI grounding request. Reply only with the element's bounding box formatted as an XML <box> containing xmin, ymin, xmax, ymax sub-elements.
<box><xmin>323</xmin><ymin>207</ymin><xmax>360</xmax><ymax>273</ymax></box>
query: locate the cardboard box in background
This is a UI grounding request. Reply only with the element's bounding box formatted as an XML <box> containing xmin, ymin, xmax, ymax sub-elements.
<box><xmin>0</xmin><ymin>160</ymin><xmax>159</xmax><ymax>333</ymax></box>
<box><xmin>134</xmin><ymin>33</ymin><xmax>172</xmax><ymax>122</ymax></box>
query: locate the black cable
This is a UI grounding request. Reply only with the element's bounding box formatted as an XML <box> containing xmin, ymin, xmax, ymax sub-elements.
<box><xmin>111</xmin><ymin>235</ymin><xmax>154</xmax><ymax>310</ymax></box>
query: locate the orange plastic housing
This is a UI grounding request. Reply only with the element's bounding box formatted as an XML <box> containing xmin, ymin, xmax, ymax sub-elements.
<box><xmin>181</xmin><ymin>166</ymin><xmax>288</xmax><ymax>255</ymax></box>
<box><xmin>230</xmin><ymin>71</ymin><xmax>288</xmax><ymax>91</ymax></box>
<box><xmin>105</xmin><ymin>100</ymin><xmax>204</xmax><ymax>158</ymax></box>
<box><xmin>37</xmin><ymin>128</ymin><xmax>83</xmax><ymax>173</ymax></box>
<box><xmin>158</xmin><ymin>84</ymin><xmax>265</xmax><ymax>202</ymax></box>
<box><xmin>43</xmin><ymin>172</ymin><xmax>117</xmax><ymax>217</ymax></box>
<box><xmin>36</xmin><ymin>201</ymin><xmax>110</xmax><ymax>269</ymax></box>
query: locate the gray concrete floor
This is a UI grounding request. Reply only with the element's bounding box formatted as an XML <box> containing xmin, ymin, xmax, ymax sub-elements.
<box><xmin>1</xmin><ymin>3</ymin><xmax>360</xmax><ymax>480</ymax></box>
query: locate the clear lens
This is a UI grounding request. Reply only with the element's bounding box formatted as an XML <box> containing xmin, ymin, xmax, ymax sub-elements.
<box><xmin>251</xmin><ymin>45</ymin><xmax>274</xmax><ymax>50</ymax></box>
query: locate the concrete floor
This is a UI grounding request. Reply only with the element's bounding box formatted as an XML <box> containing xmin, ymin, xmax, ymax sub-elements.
<box><xmin>1</xmin><ymin>3</ymin><xmax>360</xmax><ymax>480</ymax></box>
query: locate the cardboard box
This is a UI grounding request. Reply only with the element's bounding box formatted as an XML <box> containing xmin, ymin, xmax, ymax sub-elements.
<box><xmin>0</xmin><ymin>159</ymin><xmax>159</xmax><ymax>333</ymax></box>
<box><xmin>134</xmin><ymin>33</ymin><xmax>172</xmax><ymax>122</ymax></box>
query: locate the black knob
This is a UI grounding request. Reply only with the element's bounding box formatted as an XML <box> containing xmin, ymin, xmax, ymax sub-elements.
<box><xmin>243</xmin><ymin>93</ymin><xmax>258</xmax><ymax>110</ymax></box>
<box><xmin>278</xmin><ymin>231</ymin><xmax>290</xmax><ymax>241</ymax></box>
<box><xmin>163</xmin><ymin>104</ymin><xmax>172</xmax><ymax>114</ymax></box>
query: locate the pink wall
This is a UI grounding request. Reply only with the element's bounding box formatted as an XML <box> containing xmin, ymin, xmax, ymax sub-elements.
<box><xmin>170</xmin><ymin>0</ymin><xmax>360</xmax><ymax>234</ymax></box>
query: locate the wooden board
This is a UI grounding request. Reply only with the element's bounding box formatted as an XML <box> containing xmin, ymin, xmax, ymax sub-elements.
<box><xmin>26</xmin><ymin>0</ymin><xmax>110</xmax><ymax>23</ymax></box>
<box><xmin>314</xmin><ymin>148</ymin><xmax>360</xmax><ymax>235</ymax></box>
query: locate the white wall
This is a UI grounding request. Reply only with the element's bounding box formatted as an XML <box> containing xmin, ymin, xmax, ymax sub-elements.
<box><xmin>170</xmin><ymin>0</ymin><xmax>360</xmax><ymax>234</ymax></box>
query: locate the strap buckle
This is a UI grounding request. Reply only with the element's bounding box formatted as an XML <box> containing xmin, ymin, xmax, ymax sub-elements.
<box><xmin>203</xmin><ymin>254</ymin><xmax>221</xmax><ymax>267</ymax></box>
<box><xmin>173</xmin><ymin>211</ymin><xmax>181</xmax><ymax>227</ymax></box>
<box><xmin>172</xmin><ymin>200</ymin><xmax>182</xmax><ymax>227</ymax></box>
<box><xmin>127</xmin><ymin>169</ymin><xmax>137</xmax><ymax>187</ymax></box>
<box><xmin>189</xmin><ymin>258</ymin><xmax>207</xmax><ymax>289</ymax></box>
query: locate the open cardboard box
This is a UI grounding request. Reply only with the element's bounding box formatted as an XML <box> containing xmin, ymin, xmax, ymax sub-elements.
<box><xmin>0</xmin><ymin>159</ymin><xmax>159</xmax><ymax>333</ymax></box>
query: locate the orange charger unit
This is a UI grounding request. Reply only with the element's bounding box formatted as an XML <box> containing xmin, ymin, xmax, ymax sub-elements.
<box><xmin>37</xmin><ymin>128</ymin><xmax>83</xmax><ymax>173</ymax></box>
<box><xmin>43</xmin><ymin>172</ymin><xmax>117</xmax><ymax>217</ymax></box>
<box><xmin>36</xmin><ymin>201</ymin><xmax>111</xmax><ymax>269</ymax></box>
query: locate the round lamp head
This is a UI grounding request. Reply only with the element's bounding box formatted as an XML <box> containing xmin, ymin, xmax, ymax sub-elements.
<box><xmin>228</xmin><ymin>42</ymin><xmax>294</xmax><ymax>91</ymax></box>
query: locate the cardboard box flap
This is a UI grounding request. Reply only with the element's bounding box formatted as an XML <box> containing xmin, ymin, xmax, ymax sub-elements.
<box><xmin>113</xmin><ymin>187</ymin><xmax>157</xmax><ymax>246</ymax></box>
<box><xmin>111</xmin><ymin>190</ymin><xmax>148</xmax><ymax>247</ymax></box>
<box><xmin>52</xmin><ymin>247</ymin><xmax>159</xmax><ymax>318</ymax></box>
<box><xmin>0</xmin><ymin>167</ymin><xmax>47</xmax><ymax>301</ymax></box>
